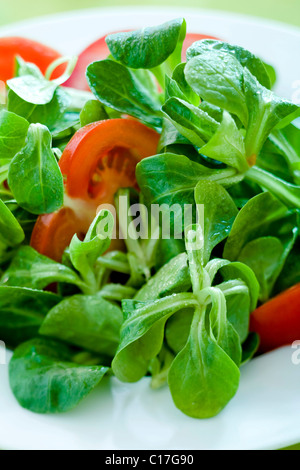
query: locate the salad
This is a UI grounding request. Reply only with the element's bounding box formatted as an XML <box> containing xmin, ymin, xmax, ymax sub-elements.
<box><xmin>0</xmin><ymin>18</ymin><xmax>299</xmax><ymax>419</ymax></box>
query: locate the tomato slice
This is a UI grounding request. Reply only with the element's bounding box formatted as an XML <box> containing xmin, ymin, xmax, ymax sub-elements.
<box><xmin>0</xmin><ymin>37</ymin><xmax>64</xmax><ymax>83</ymax></box>
<box><xmin>30</xmin><ymin>208</ymin><xmax>83</xmax><ymax>262</ymax></box>
<box><xmin>64</xmin><ymin>31</ymin><xmax>220</xmax><ymax>91</ymax></box>
<box><xmin>31</xmin><ymin>119</ymin><xmax>160</xmax><ymax>261</ymax></box>
<box><xmin>250</xmin><ymin>283</ymin><xmax>300</xmax><ymax>353</ymax></box>
<box><xmin>59</xmin><ymin>119</ymin><xmax>159</xmax><ymax>203</ymax></box>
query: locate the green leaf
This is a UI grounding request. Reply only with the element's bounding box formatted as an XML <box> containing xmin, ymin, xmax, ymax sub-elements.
<box><xmin>149</xmin><ymin>345</ymin><xmax>175</xmax><ymax>389</ymax></box>
<box><xmin>244</xmin><ymin>69</ymin><xmax>300</xmax><ymax>158</ymax></box>
<box><xmin>168</xmin><ymin>302</ymin><xmax>240</xmax><ymax>419</ymax></box>
<box><xmin>241</xmin><ymin>332</ymin><xmax>259</xmax><ymax>365</ymax></box>
<box><xmin>171</xmin><ymin>63</ymin><xmax>199</xmax><ymax>105</ymax></box>
<box><xmin>185</xmin><ymin>50</ymin><xmax>248</xmax><ymax>126</ymax></box>
<box><xmin>0</xmin><ymin>110</ymin><xmax>29</xmax><ymax>160</ymax></box>
<box><xmin>194</xmin><ymin>180</ymin><xmax>238</xmax><ymax>264</ymax></box>
<box><xmin>1</xmin><ymin>246</ymin><xmax>85</xmax><ymax>291</ymax></box>
<box><xmin>0</xmin><ymin>199</ymin><xmax>25</xmax><ymax>246</ymax></box>
<box><xmin>223</xmin><ymin>192</ymin><xmax>298</xmax><ymax>300</ymax></box>
<box><xmin>9</xmin><ymin>338</ymin><xmax>108</xmax><ymax>413</ymax></box>
<box><xmin>257</xmin><ymin>138</ymin><xmax>292</xmax><ymax>183</ymax></box>
<box><xmin>7</xmin><ymin>74</ymin><xmax>58</xmax><ymax>105</ymax></box>
<box><xmin>98</xmin><ymin>283</ymin><xmax>137</xmax><ymax>302</ymax></box>
<box><xmin>86</xmin><ymin>60</ymin><xmax>161</xmax><ymax>127</ymax></box>
<box><xmin>269</xmin><ymin>124</ymin><xmax>300</xmax><ymax>184</ymax></box>
<box><xmin>69</xmin><ymin>210</ymin><xmax>114</xmax><ymax>289</ymax></box>
<box><xmin>246</xmin><ymin>166</ymin><xmax>300</xmax><ymax>209</ymax></box>
<box><xmin>218</xmin><ymin>261</ymin><xmax>260</xmax><ymax>313</ymax></box>
<box><xmin>137</xmin><ymin>153</ymin><xmax>234</xmax><ymax>207</ymax></box>
<box><xmin>238</xmin><ymin>236</ymin><xmax>285</xmax><ymax>302</ymax></box>
<box><xmin>0</xmin><ymin>286</ymin><xmax>61</xmax><ymax>348</ymax></box>
<box><xmin>274</xmin><ymin>239</ymin><xmax>300</xmax><ymax>293</ymax></box>
<box><xmin>40</xmin><ymin>294</ymin><xmax>123</xmax><ymax>357</ymax></box>
<box><xmin>186</xmin><ymin>39</ymin><xmax>273</xmax><ymax>89</ymax></box>
<box><xmin>165</xmin><ymin>308</ymin><xmax>194</xmax><ymax>354</ymax></box>
<box><xmin>135</xmin><ymin>253</ymin><xmax>191</xmax><ymax>301</ymax></box>
<box><xmin>199</xmin><ymin>111</ymin><xmax>248</xmax><ymax>172</ymax></box>
<box><xmin>224</xmin><ymin>192</ymin><xmax>290</xmax><ymax>260</ymax></box>
<box><xmin>106</xmin><ymin>18</ymin><xmax>186</xmax><ymax>70</ymax></box>
<box><xmin>112</xmin><ymin>293</ymin><xmax>198</xmax><ymax>382</ymax></box>
<box><xmin>8</xmin><ymin>123</ymin><xmax>64</xmax><ymax>214</ymax></box>
<box><xmin>185</xmin><ymin>224</ymin><xmax>206</xmax><ymax>294</ymax></box>
<box><xmin>162</xmin><ymin>97</ymin><xmax>219</xmax><ymax>147</ymax></box>
<box><xmin>15</xmin><ymin>57</ymin><xmax>44</xmax><ymax>79</ymax></box>
<box><xmin>157</xmin><ymin>119</ymin><xmax>190</xmax><ymax>151</ymax></box>
<box><xmin>79</xmin><ymin>99</ymin><xmax>109</xmax><ymax>126</ymax></box>
<box><xmin>7</xmin><ymin>88</ymin><xmax>70</xmax><ymax>132</ymax></box>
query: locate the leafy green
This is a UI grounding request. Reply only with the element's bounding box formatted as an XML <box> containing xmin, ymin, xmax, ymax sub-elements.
<box><xmin>8</xmin><ymin>124</ymin><xmax>64</xmax><ymax>214</ymax></box>
<box><xmin>224</xmin><ymin>192</ymin><xmax>298</xmax><ymax>300</ymax></box>
<box><xmin>0</xmin><ymin>110</ymin><xmax>29</xmax><ymax>160</ymax></box>
<box><xmin>7</xmin><ymin>73</ymin><xmax>58</xmax><ymax>105</ymax></box>
<box><xmin>86</xmin><ymin>60</ymin><xmax>162</xmax><ymax>127</ymax></box>
<box><xmin>246</xmin><ymin>166</ymin><xmax>300</xmax><ymax>209</ymax></box>
<box><xmin>199</xmin><ymin>111</ymin><xmax>248</xmax><ymax>172</ymax></box>
<box><xmin>40</xmin><ymin>294</ymin><xmax>123</xmax><ymax>356</ymax></box>
<box><xmin>243</xmin><ymin>69</ymin><xmax>300</xmax><ymax>158</ymax></box>
<box><xmin>106</xmin><ymin>18</ymin><xmax>186</xmax><ymax>71</ymax></box>
<box><xmin>241</xmin><ymin>332</ymin><xmax>260</xmax><ymax>364</ymax></box>
<box><xmin>0</xmin><ymin>246</ymin><xmax>85</xmax><ymax>291</ymax></box>
<box><xmin>69</xmin><ymin>210</ymin><xmax>114</xmax><ymax>291</ymax></box>
<box><xmin>9</xmin><ymin>338</ymin><xmax>108</xmax><ymax>413</ymax></box>
<box><xmin>194</xmin><ymin>180</ymin><xmax>238</xmax><ymax>264</ymax></box>
<box><xmin>137</xmin><ymin>153</ymin><xmax>237</xmax><ymax>210</ymax></box>
<box><xmin>79</xmin><ymin>99</ymin><xmax>109</xmax><ymax>126</ymax></box>
<box><xmin>162</xmin><ymin>97</ymin><xmax>218</xmax><ymax>147</ymax></box>
<box><xmin>112</xmin><ymin>293</ymin><xmax>198</xmax><ymax>382</ymax></box>
<box><xmin>186</xmin><ymin>39</ymin><xmax>273</xmax><ymax>89</ymax></box>
<box><xmin>7</xmin><ymin>88</ymin><xmax>70</xmax><ymax>131</ymax></box>
<box><xmin>0</xmin><ymin>199</ymin><xmax>25</xmax><ymax>246</ymax></box>
<box><xmin>0</xmin><ymin>286</ymin><xmax>61</xmax><ymax>348</ymax></box>
<box><xmin>274</xmin><ymin>240</ymin><xmax>300</xmax><ymax>293</ymax></box>
<box><xmin>185</xmin><ymin>50</ymin><xmax>248</xmax><ymax>126</ymax></box>
<box><xmin>135</xmin><ymin>252</ymin><xmax>191</xmax><ymax>301</ymax></box>
<box><xmin>168</xmin><ymin>300</ymin><xmax>240</xmax><ymax>419</ymax></box>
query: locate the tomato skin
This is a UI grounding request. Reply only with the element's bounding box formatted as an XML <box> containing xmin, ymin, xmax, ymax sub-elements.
<box><xmin>64</xmin><ymin>32</ymin><xmax>220</xmax><ymax>91</ymax></box>
<box><xmin>0</xmin><ymin>37</ymin><xmax>64</xmax><ymax>82</ymax></box>
<box><xmin>59</xmin><ymin>118</ymin><xmax>160</xmax><ymax>203</ymax></box>
<box><xmin>250</xmin><ymin>283</ymin><xmax>300</xmax><ymax>353</ymax></box>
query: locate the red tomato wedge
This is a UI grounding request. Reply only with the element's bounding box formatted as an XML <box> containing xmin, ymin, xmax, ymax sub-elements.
<box><xmin>65</xmin><ymin>32</ymin><xmax>219</xmax><ymax>91</ymax></box>
<box><xmin>30</xmin><ymin>208</ymin><xmax>83</xmax><ymax>262</ymax></box>
<box><xmin>0</xmin><ymin>37</ymin><xmax>64</xmax><ymax>83</ymax></box>
<box><xmin>250</xmin><ymin>283</ymin><xmax>300</xmax><ymax>353</ymax></box>
<box><xmin>31</xmin><ymin>119</ymin><xmax>160</xmax><ymax>261</ymax></box>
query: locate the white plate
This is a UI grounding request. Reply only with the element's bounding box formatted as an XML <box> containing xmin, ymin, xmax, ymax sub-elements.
<box><xmin>0</xmin><ymin>7</ymin><xmax>300</xmax><ymax>451</ymax></box>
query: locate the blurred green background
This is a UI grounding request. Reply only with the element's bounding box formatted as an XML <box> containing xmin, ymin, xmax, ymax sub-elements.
<box><xmin>1</xmin><ymin>0</ymin><xmax>300</xmax><ymax>27</ymax></box>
